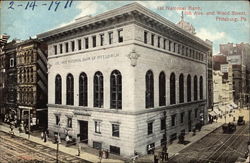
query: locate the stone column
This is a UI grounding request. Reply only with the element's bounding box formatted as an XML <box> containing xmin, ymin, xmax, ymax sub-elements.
<box><xmin>74</xmin><ymin>73</ymin><xmax>79</xmax><ymax>106</ymax></box>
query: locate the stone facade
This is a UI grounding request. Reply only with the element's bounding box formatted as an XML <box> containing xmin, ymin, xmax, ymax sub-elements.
<box><xmin>38</xmin><ymin>3</ymin><xmax>211</xmax><ymax>157</ymax></box>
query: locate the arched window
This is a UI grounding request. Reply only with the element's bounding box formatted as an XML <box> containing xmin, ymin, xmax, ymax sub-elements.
<box><xmin>179</xmin><ymin>74</ymin><xmax>184</xmax><ymax>103</ymax></box>
<box><xmin>145</xmin><ymin>70</ymin><xmax>154</xmax><ymax>108</ymax></box>
<box><xmin>110</xmin><ymin>70</ymin><xmax>122</xmax><ymax>109</ymax></box>
<box><xmin>170</xmin><ymin>72</ymin><xmax>176</xmax><ymax>104</ymax></box>
<box><xmin>55</xmin><ymin>75</ymin><xmax>62</xmax><ymax>104</ymax></box>
<box><xmin>159</xmin><ymin>71</ymin><xmax>166</xmax><ymax>106</ymax></box>
<box><xmin>79</xmin><ymin>72</ymin><xmax>88</xmax><ymax>106</ymax></box>
<box><xmin>187</xmin><ymin>75</ymin><xmax>191</xmax><ymax>102</ymax></box>
<box><xmin>194</xmin><ymin>76</ymin><xmax>198</xmax><ymax>101</ymax></box>
<box><xmin>94</xmin><ymin>71</ymin><xmax>103</xmax><ymax>108</ymax></box>
<box><xmin>66</xmin><ymin>74</ymin><xmax>74</xmax><ymax>105</ymax></box>
<box><xmin>200</xmin><ymin>76</ymin><xmax>203</xmax><ymax>100</ymax></box>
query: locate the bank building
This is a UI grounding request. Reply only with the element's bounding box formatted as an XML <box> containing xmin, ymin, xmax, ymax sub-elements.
<box><xmin>38</xmin><ymin>3</ymin><xmax>212</xmax><ymax>156</ymax></box>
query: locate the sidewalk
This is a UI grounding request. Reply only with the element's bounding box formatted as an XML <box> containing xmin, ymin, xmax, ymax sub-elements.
<box><xmin>0</xmin><ymin>123</ymin><xmax>125</xmax><ymax>163</ymax></box>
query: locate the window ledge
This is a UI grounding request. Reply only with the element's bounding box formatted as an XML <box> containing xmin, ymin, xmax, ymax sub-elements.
<box><xmin>111</xmin><ymin>136</ymin><xmax>120</xmax><ymax>140</ymax></box>
<box><xmin>147</xmin><ymin>133</ymin><xmax>155</xmax><ymax>138</ymax></box>
<box><xmin>93</xmin><ymin>133</ymin><xmax>102</xmax><ymax>137</ymax></box>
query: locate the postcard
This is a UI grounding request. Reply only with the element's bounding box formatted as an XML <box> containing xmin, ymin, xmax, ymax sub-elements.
<box><xmin>0</xmin><ymin>1</ymin><xmax>249</xmax><ymax>163</ymax></box>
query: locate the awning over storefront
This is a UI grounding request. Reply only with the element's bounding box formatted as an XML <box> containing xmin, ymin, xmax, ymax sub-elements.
<box><xmin>230</xmin><ymin>102</ymin><xmax>238</xmax><ymax>109</ymax></box>
<box><xmin>218</xmin><ymin>105</ymin><xmax>228</xmax><ymax>113</ymax></box>
<box><xmin>36</xmin><ymin>108</ymin><xmax>48</xmax><ymax>111</ymax></box>
<box><xmin>227</xmin><ymin>105</ymin><xmax>233</xmax><ymax>112</ymax></box>
<box><xmin>213</xmin><ymin>107</ymin><xmax>221</xmax><ymax>115</ymax></box>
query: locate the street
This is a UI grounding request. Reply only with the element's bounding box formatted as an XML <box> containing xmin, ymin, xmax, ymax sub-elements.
<box><xmin>0</xmin><ymin>131</ymin><xmax>91</xmax><ymax>163</ymax></box>
<box><xmin>169</xmin><ymin>122</ymin><xmax>249</xmax><ymax>163</ymax></box>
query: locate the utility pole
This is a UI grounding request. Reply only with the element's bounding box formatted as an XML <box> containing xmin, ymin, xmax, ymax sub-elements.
<box><xmin>163</xmin><ymin>111</ymin><xmax>168</xmax><ymax>161</ymax></box>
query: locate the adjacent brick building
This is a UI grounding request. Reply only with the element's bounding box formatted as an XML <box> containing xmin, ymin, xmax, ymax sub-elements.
<box><xmin>16</xmin><ymin>39</ymin><xmax>48</xmax><ymax>129</ymax></box>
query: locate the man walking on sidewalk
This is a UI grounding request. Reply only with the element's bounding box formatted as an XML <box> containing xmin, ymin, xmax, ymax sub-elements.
<box><xmin>76</xmin><ymin>134</ymin><xmax>81</xmax><ymax>156</ymax></box>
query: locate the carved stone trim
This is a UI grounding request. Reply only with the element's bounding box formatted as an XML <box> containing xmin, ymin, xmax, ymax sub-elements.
<box><xmin>128</xmin><ymin>48</ymin><xmax>140</xmax><ymax>67</ymax></box>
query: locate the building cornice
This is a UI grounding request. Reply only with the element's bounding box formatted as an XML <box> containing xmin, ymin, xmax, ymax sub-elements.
<box><xmin>37</xmin><ymin>3</ymin><xmax>212</xmax><ymax>50</ymax></box>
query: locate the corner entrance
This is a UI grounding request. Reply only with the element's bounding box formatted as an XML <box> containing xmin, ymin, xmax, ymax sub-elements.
<box><xmin>79</xmin><ymin>120</ymin><xmax>88</xmax><ymax>144</ymax></box>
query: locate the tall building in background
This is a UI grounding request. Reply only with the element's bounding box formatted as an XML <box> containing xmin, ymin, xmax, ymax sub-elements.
<box><xmin>0</xmin><ymin>34</ymin><xmax>10</xmax><ymax>118</ymax></box>
<box><xmin>2</xmin><ymin>40</ymin><xmax>19</xmax><ymax>119</ymax></box>
<box><xmin>219</xmin><ymin>43</ymin><xmax>250</xmax><ymax>107</ymax></box>
<box><xmin>16</xmin><ymin>39</ymin><xmax>48</xmax><ymax>130</ymax></box>
<box><xmin>38</xmin><ymin>3</ymin><xmax>212</xmax><ymax>156</ymax></box>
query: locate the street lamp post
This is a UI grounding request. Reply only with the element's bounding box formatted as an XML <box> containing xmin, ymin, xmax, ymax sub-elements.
<box><xmin>56</xmin><ymin>123</ymin><xmax>60</xmax><ymax>163</ymax></box>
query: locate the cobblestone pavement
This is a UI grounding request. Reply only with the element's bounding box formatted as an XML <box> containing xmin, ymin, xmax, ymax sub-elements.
<box><xmin>0</xmin><ymin>131</ymin><xmax>91</xmax><ymax>163</ymax></box>
<box><xmin>169</xmin><ymin>123</ymin><xmax>249</xmax><ymax>163</ymax></box>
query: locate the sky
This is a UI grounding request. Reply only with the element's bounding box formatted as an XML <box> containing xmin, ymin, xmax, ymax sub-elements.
<box><xmin>1</xmin><ymin>1</ymin><xmax>249</xmax><ymax>54</ymax></box>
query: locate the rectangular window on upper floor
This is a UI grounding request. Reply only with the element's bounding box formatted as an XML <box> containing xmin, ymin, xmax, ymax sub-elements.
<box><xmin>148</xmin><ymin>122</ymin><xmax>153</xmax><ymax>135</ymax></box>
<box><xmin>100</xmin><ymin>34</ymin><xmax>104</xmax><ymax>46</ymax></box>
<box><xmin>173</xmin><ymin>43</ymin><xmax>176</xmax><ymax>52</ymax></box>
<box><xmin>95</xmin><ymin>121</ymin><xmax>101</xmax><ymax>134</ymax></box>
<box><xmin>78</xmin><ymin>39</ymin><xmax>82</xmax><ymax>50</ymax></box>
<box><xmin>169</xmin><ymin>41</ymin><xmax>172</xmax><ymax>51</ymax></box>
<box><xmin>59</xmin><ymin>44</ymin><xmax>63</xmax><ymax>54</ymax></box>
<box><xmin>118</xmin><ymin>29</ymin><xmax>123</xmax><ymax>43</ymax></box>
<box><xmin>178</xmin><ymin>44</ymin><xmax>181</xmax><ymax>54</ymax></box>
<box><xmin>157</xmin><ymin>36</ymin><xmax>160</xmax><ymax>48</ymax></box>
<box><xmin>171</xmin><ymin>114</ymin><xmax>176</xmax><ymax>126</ymax></box>
<box><xmin>71</xmin><ymin>41</ymin><xmax>75</xmax><ymax>52</ymax></box>
<box><xmin>144</xmin><ymin>31</ymin><xmax>148</xmax><ymax>44</ymax></box>
<box><xmin>180</xmin><ymin>112</ymin><xmax>184</xmax><ymax>123</ymax></box>
<box><xmin>54</xmin><ymin>45</ymin><xmax>57</xmax><ymax>55</ymax></box>
<box><xmin>109</xmin><ymin>32</ymin><xmax>113</xmax><ymax>44</ymax></box>
<box><xmin>151</xmin><ymin>34</ymin><xmax>154</xmax><ymax>46</ymax></box>
<box><xmin>65</xmin><ymin>42</ymin><xmax>69</xmax><ymax>53</ymax></box>
<box><xmin>92</xmin><ymin>36</ymin><xmax>96</xmax><ymax>48</ymax></box>
<box><xmin>85</xmin><ymin>38</ymin><xmax>89</xmax><ymax>49</ymax></box>
<box><xmin>112</xmin><ymin>124</ymin><xmax>119</xmax><ymax>137</ymax></box>
<box><xmin>163</xmin><ymin>39</ymin><xmax>166</xmax><ymax>49</ymax></box>
<box><xmin>182</xmin><ymin>46</ymin><xmax>185</xmax><ymax>55</ymax></box>
<box><xmin>195</xmin><ymin>109</ymin><xmax>198</xmax><ymax>118</ymax></box>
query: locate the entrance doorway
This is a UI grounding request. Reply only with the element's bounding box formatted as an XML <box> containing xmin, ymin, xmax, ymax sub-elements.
<box><xmin>79</xmin><ymin>120</ymin><xmax>88</xmax><ymax>144</ymax></box>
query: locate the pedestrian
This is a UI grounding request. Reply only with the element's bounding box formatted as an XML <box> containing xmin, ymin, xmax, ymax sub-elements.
<box><xmin>9</xmin><ymin>123</ymin><xmax>15</xmax><ymax>137</ymax></box>
<box><xmin>77</xmin><ymin>143</ymin><xmax>81</xmax><ymax>156</ymax></box>
<box><xmin>43</xmin><ymin>130</ymin><xmax>47</xmax><ymax>142</ymax></box>
<box><xmin>76</xmin><ymin>134</ymin><xmax>81</xmax><ymax>156</ymax></box>
<box><xmin>154</xmin><ymin>154</ymin><xmax>158</xmax><ymax>163</ymax></box>
<box><xmin>25</xmin><ymin>126</ymin><xmax>30</xmax><ymax>139</ymax></box>
<box><xmin>41</xmin><ymin>131</ymin><xmax>44</xmax><ymax>140</ymax></box>
<box><xmin>19</xmin><ymin>121</ymin><xmax>24</xmax><ymax>133</ymax></box>
<box><xmin>65</xmin><ymin>134</ymin><xmax>70</xmax><ymax>146</ymax></box>
<box><xmin>99</xmin><ymin>149</ymin><xmax>102</xmax><ymax>158</ymax></box>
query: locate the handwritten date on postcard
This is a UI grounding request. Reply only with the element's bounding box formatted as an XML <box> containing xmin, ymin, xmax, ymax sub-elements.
<box><xmin>8</xmin><ymin>0</ymin><xmax>73</xmax><ymax>11</ymax></box>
